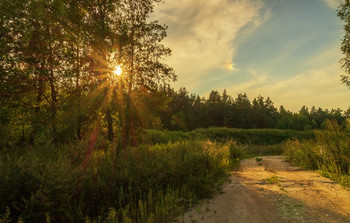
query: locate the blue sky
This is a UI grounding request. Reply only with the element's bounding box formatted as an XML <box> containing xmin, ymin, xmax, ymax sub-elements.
<box><xmin>153</xmin><ymin>0</ymin><xmax>349</xmax><ymax>112</ymax></box>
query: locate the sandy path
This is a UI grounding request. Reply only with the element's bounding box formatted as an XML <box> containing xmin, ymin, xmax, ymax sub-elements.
<box><xmin>175</xmin><ymin>156</ymin><xmax>350</xmax><ymax>223</ymax></box>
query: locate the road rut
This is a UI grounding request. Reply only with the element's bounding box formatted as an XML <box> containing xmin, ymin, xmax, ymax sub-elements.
<box><xmin>176</xmin><ymin>156</ymin><xmax>350</xmax><ymax>223</ymax></box>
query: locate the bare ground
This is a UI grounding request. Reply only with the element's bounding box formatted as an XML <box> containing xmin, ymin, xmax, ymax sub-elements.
<box><xmin>175</xmin><ymin>156</ymin><xmax>350</xmax><ymax>223</ymax></box>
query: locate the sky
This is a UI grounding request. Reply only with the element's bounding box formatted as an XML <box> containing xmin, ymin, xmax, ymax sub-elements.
<box><xmin>152</xmin><ymin>0</ymin><xmax>349</xmax><ymax>112</ymax></box>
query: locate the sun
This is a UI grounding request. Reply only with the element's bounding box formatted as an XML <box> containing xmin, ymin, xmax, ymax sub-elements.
<box><xmin>113</xmin><ymin>65</ymin><xmax>122</xmax><ymax>76</ymax></box>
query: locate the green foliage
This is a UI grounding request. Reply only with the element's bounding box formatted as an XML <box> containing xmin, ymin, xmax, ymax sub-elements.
<box><xmin>284</xmin><ymin>121</ymin><xmax>350</xmax><ymax>187</ymax></box>
<box><xmin>0</xmin><ymin>0</ymin><xmax>176</xmax><ymax>147</ymax></box>
<box><xmin>244</xmin><ymin>144</ymin><xmax>283</xmax><ymax>157</ymax></box>
<box><xmin>255</xmin><ymin>157</ymin><xmax>263</xmax><ymax>162</ymax></box>
<box><xmin>139</xmin><ymin>127</ymin><xmax>314</xmax><ymax>146</ymax></box>
<box><xmin>195</xmin><ymin>128</ymin><xmax>314</xmax><ymax>145</ymax></box>
<box><xmin>0</xmin><ymin>139</ymin><xmax>236</xmax><ymax>222</ymax></box>
<box><xmin>0</xmin><ymin>207</ymin><xmax>11</xmax><ymax>223</ymax></box>
<box><xmin>264</xmin><ymin>175</ymin><xmax>280</xmax><ymax>184</ymax></box>
<box><xmin>338</xmin><ymin>1</ymin><xmax>350</xmax><ymax>87</ymax></box>
<box><xmin>148</xmin><ymin>87</ymin><xmax>347</xmax><ymax>133</ymax></box>
<box><xmin>137</xmin><ymin>129</ymin><xmax>197</xmax><ymax>144</ymax></box>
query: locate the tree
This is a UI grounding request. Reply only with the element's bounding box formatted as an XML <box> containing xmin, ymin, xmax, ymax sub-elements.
<box><xmin>0</xmin><ymin>0</ymin><xmax>176</xmax><ymax>148</ymax></box>
<box><xmin>251</xmin><ymin>96</ymin><xmax>278</xmax><ymax>128</ymax></box>
<box><xmin>115</xmin><ymin>0</ymin><xmax>176</xmax><ymax>145</ymax></box>
<box><xmin>338</xmin><ymin>1</ymin><xmax>350</xmax><ymax>87</ymax></box>
<box><xmin>232</xmin><ymin>93</ymin><xmax>252</xmax><ymax>128</ymax></box>
<box><xmin>207</xmin><ymin>90</ymin><xmax>225</xmax><ymax>127</ymax></box>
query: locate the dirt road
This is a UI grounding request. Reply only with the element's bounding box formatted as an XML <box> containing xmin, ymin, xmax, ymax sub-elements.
<box><xmin>176</xmin><ymin>156</ymin><xmax>350</xmax><ymax>223</ymax></box>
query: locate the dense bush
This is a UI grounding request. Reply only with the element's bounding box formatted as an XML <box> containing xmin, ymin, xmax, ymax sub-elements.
<box><xmin>138</xmin><ymin>127</ymin><xmax>314</xmax><ymax>145</ymax></box>
<box><xmin>284</xmin><ymin>121</ymin><xmax>350</xmax><ymax>187</ymax></box>
<box><xmin>0</xmin><ymin>139</ymin><xmax>240</xmax><ymax>222</ymax></box>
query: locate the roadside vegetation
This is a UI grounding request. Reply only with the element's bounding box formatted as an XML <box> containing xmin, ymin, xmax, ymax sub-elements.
<box><xmin>138</xmin><ymin>128</ymin><xmax>315</xmax><ymax>146</ymax></box>
<box><xmin>2</xmin><ymin>124</ymin><xmax>350</xmax><ymax>222</ymax></box>
<box><xmin>0</xmin><ymin>138</ymin><xmax>244</xmax><ymax>222</ymax></box>
<box><xmin>284</xmin><ymin>121</ymin><xmax>350</xmax><ymax>187</ymax></box>
<box><xmin>0</xmin><ymin>127</ymin><xmax>301</xmax><ymax>222</ymax></box>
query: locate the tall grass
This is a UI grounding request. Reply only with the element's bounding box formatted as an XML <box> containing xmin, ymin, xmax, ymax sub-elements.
<box><xmin>284</xmin><ymin>121</ymin><xmax>350</xmax><ymax>187</ymax></box>
<box><xmin>0</xmin><ymin>127</ymin><xmax>313</xmax><ymax>222</ymax></box>
<box><xmin>0</xmin><ymin>139</ymin><xmax>241</xmax><ymax>222</ymax></box>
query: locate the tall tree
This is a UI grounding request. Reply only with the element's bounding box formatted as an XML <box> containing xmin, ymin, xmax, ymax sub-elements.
<box><xmin>338</xmin><ymin>1</ymin><xmax>350</xmax><ymax>87</ymax></box>
<box><xmin>119</xmin><ymin>0</ymin><xmax>176</xmax><ymax>145</ymax></box>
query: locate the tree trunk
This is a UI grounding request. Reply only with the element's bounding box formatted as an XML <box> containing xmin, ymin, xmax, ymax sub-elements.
<box><xmin>30</xmin><ymin>62</ymin><xmax>45</xmax><ymax>144</ymax></box>
<box><xmin>106</xmin><ymin>107</ymin><xmax>114</xmax><ymax>141</ymax></box>
<box><xmin>124</xmin><ymin>11</ymin><xmax>135</xmax><ymax>148</ymax></box>
<box><xmin>48</xmin><ymin>28</ymin><xmax>57</xmax><ymax>140</ymax></box>
<box><xmin>76</xmin><ymin>44</ymin><xmax>82</xmax><ymax>140</ymax></box>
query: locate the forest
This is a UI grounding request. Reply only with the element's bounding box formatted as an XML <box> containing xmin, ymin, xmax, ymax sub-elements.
<box><xmin>0</xmin><ymin>0</ymin><xmax>349</xmax><ymax>149</ymax></box>
<box><xmin>0</xmin><ymin>0</ymin><xmax>350</xmax><ymax>222</ymax></box>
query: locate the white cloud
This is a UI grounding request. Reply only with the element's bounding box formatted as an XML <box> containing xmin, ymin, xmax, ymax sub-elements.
<box><xmin>227</xmin><ymin>69</ymin><xmax>269</xmax><ymax>93</ymax></box>
<box><xmin>153</xmin><ymin>0</ymin><xmax>264</xmax><ymax>88</ymax></box>
<box><xmin>229</xmin><ymin>63</ymin><xmax>349</xmax><ymax>112</ymax></box>
<box><xmin>152</xmin><ymin>0</ymin><xmax>349</xmax><ymax>112</ymax></box>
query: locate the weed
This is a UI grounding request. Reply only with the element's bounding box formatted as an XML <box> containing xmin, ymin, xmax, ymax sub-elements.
<box><xmin>0</xmin><ymin>139</ymin><xmax>234</xmax><ymax>222</ymax></box>
<box><xmin>264</xmin><ymin>175</ymin><xmax>287</xmax><ymax>192</ymax></box>
<box><xmin>255</xmin><ymin>157</ymin><xmax>263</xmax><ymax>162</ymax></box>
<box><xmin>284</xmin><ymin>121</ymin><xmax>350</xmax><ymax>187</ymax></box>
<box><xmin>265</xmin><ymin>175</ymin><xmax>280</xmax><ymax>184</ymax></box>
<box><xmin>0</xmin><ymin>207</ymin><xmax>11</xmax><ymax>223</ymax></box>
<box><xmin>195</xmin><ymin>207</ymin><xmax>201</xmax><ymax>214</ymax></box>
<box><xmin>139</xmin><ymin>128</ymin><xmax>314</xmax><ymax>146</ymax></box>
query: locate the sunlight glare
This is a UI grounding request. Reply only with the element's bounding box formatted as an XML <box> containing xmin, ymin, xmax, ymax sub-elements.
<box><xmin>113</xmin><ymin>65</ymin><xmax>122</xmax><ymax>76</ymax></box>
<box><xmin>226</xmin><ymin>61</ymin><xmax>234</xmax><ymax>71</ymax></box>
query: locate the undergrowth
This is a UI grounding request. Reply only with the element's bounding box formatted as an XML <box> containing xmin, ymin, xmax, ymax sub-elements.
<box><xmin>0</xmin><ymin>127</ymin><xmax>316</xmax><ymax>222</ymax></box>
<box><xmin>284</xmin><ymin>121</ymin><xmax>350</xmax><ymax>187</ymax></box>
<box><xmin>0</xmin><ymin>139</ymin><xmax>242</xmax><ymax>222</ymax></box>
<box><xmin>138</xmin><ymin>128</ymin><xmax>314</xmax><ymax>145</ymax></box>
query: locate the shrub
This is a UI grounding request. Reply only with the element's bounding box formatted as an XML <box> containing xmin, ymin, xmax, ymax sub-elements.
<box><xmin>138</xmin><ymin>128</ymin><xmax>314</xmax><ymax>146</ymax></box>
<box><xmin>0</xmin><ymin>139</ymin><xmax>236</xmax><ymax>222</ymax></box>
<box><xmin>284</xmin><ymin>121</ymin><xmax>350</xmax><ymax>186</ymax></box>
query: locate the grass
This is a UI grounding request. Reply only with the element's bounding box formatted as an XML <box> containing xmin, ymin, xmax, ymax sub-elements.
<box><xmin>138</xmin><ymin>128</ymin><xmax>315</xmax><ymax>146</ymax></box>
<box><xmin>264</xmin><ymin>175</ymin><xmax>287</xmax><ymax>192</ymax></box>
<box><xmin>0</xmin><ymin>139</ymin><xmax>242</xmax><ymax>222</ymax></box>
<box><xmin>255</xmin><ymin>157</ymin><xmax>263</xmax><ymax>162</ymax></box>
<box><xmin>284</xmin><ymin>121</ymin><xmax>350</xmax><ymax>188</ymax></box>
<box><xmin>265</xmin><ymin>175</ymin><xmax>280</xmax><ymax>184</ymax></box>
<box><xmin>0</xmin><ymin>125</ymin><xmax>335</xmax><ymax>222</ymax></box>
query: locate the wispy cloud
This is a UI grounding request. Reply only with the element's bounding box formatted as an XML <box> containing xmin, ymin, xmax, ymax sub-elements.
<box><xmin>232</xmin><ymin>63</ymin><xmax>349</xmax><ymax>112</ymax></box>
<box><xmin>226</xmin><ymin>69</ymin><xmax>269</xmax><ymax>93</ymax></box>
<box><xmin>153</xmin><ymin>0</ymin><xmax>349</xmax><ymax>112</ymax></box>
<box><xmin>320</xmin><ymin>0</ymin><xmax>342</xmax><ymax>9</ymax></box>
<box><xmin>153</xmin><ymin>0</ymin><xmax>264</xmax><ymax>88</ymax></box>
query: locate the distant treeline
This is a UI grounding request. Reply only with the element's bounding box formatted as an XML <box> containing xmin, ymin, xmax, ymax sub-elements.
<box><xmin>1</xmin><ymin>84</ymin><xmax>348</xmax><ymax>148</ymax></box>
<box><xmin>143</xmin><ymin>87</ymin><xmax>349</xmax><ymax>132</ymax></box>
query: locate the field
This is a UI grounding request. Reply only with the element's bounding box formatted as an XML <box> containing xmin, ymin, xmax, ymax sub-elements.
<box><xmin>0</xmin><ymin>126</ymin><xmax>349</xmax><ymax>222</ymax></box>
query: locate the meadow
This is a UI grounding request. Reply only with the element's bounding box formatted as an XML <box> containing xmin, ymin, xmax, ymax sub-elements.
<box><xmin>1</xmin><ymin>126</ymin><xmax>348</xmax><ymax>222</ymax></box>
<box><xmin>0</xmin><ymin>134</ymin><xmax>238</xmax><ymax>222</ymax></box>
